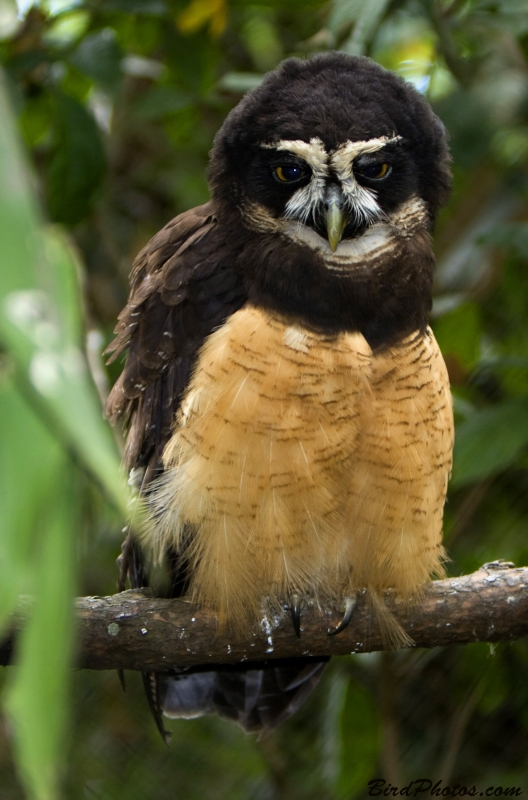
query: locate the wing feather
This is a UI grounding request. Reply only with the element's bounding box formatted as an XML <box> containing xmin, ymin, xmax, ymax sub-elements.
<box><xmin>105</xmin><ymin>201</ymin><xmax>247</xmax><ymax>474</ymax></box>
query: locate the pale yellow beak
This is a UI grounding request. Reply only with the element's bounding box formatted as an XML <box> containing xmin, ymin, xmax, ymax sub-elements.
<box><xmin>325</xmin><ymin>201</ymin><xmax>347</xmax><ymax>252</ymax></box>
<box><xmin>324</xmin><ymin>186</ymin><xmax>348</xmax><ymax>252</ymax></box>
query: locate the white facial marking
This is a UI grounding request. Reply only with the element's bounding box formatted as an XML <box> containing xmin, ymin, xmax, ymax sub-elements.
<box><xmin>281</xmin><ymin>195</ymin><xmax>428</xmax><ymax>274</ymax></box>
<box><xmin>262</xmin><ymin>137</ymin><xmax>328</xmax><ymax>175</ymax></box>
<box><xmin>388</xmin><ymin>195</ymin><xmax>429</xmax><ymax>237</ymax></box>
<box><xmin>284</xmin><ymin>184</ymin><xmax>324</xmax><ymax>226</ymax></box>
<box><xmin>284</xmin><ymin>220</ymin><xmax>394</xmax><ymax>263</ymax></box>
<box><xmin>261</xmin><ymin>135</ymin><xmax>402</xmax><ymax>229</ymax></box>
<box><xmin>340</xmin><ymin>181</ymin><xmax>381</xmax><ymax>226</ymax></box>
<box><xmin>330</xmin><ymin>136</ymin><xmax>401</xmax><ymax>227</ymax></box>
<box><xmin>330</xmin><ymin>136</ymin><xmax>402</xmax><ymax>179</ymax></box>
<box><xmin>262</xmin><ymin>138</ymin><xmax>328</xmax><ymax>226</ymax></box>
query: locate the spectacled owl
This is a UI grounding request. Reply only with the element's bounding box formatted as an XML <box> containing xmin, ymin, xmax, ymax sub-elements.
<box><xmin>106</xmin><ymin>52</ymin><xmax>454</xmax><ymax>738</ymax></box>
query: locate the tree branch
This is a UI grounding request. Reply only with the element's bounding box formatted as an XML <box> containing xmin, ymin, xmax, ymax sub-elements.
<box><xmin>1</xmin><ymin>562</ymin><xmax>527</xmax><ymax>671</ymax></box>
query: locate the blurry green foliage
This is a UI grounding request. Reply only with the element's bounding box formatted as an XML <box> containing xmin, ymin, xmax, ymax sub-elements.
<box><xmin>68</xmin><ymin>28</ymin><xmax>123</xmax><ymax>92</ymax></box>
<box><xmin>452</xmin><ymin>398</ymin><xmax>528</xmax><ymax>487</ymax></box>
<box><xmin>4</xmin><ymin>469</ymin><xmax>76</xmax><ymax>800</ymax></box>
<box><xmin>0</xmin><ymin>0</ymin><xmax>528</xmax><ymax>797</ymax></box>
<box><xmin>0</xmin><ymin>51</ymin><xmax>127</xmax><ymax>800</ymax></box>
<box><xmin>336</xmin><ymin>673</ymin><xmax>381</xmax><ymax>797</ymax></box>
<box><xmin>47</xmin><ymin>93</ymin><xmax>106</xmax><ymax>224</ymax></box>
<box><xmin>434</xmin><ymin>302</ymin><xmax>482</xmax><ymax>371</ymax></box>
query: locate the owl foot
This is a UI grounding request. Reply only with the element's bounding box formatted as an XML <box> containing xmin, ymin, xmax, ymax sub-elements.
<box><xmin>328</xmin><ymin>596</ymin><xmax>356</xmax><ymax>636</ymax></box>
<box><xmin>290</xmin><ymin>594</ymin><xmax>302</xmax><ymax>638</ymax></box>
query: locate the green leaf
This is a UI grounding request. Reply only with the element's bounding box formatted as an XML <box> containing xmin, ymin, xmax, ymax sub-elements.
<box><xmin>99</xmin><ymin>0</ymin><xmax>168</xmax><ymax>13</ymax></box>
<box><xmin>0</xmin><ymin>377</ymin><xmax>64</xmax><ymax>632</ymax></box>
<box><xmin>6</xmin><ymin>51</ymin><xmax>48</xmax><ymax>82</ymax></box>
<box><xmin>68</xmin><ymin>28</ymin><xmax>123</xmax><ymax>93</ymax></box>
<box><xmin>328</xmin><ymin>0</ymin><xmax>390</xmax><ymax>54</ymax></box>
<box><xmin>0</xmin><ymin>69</ymin><xmax>128</xmax><ymax>521</ymax></box>
<box><xmin>0</xmin><ymin>0</ymin><xmax>22</xmax><ymax>41</ymax></box>
<box><xmin>217</xmin><ymin>71</ymin><xmax>263</xmax><ymax>92</ymax></box>
<box><xmin>0</xmin><ymin>62</ymin><xmax>129</xmax><ymax>800</ymax></box>
<box><xmin>451</xmin><ymin>398</ymin><xmax>528</xmax><ymax>488</ymax></box>
<box><xmin>133</xmin><ymin>85</ymin><xmax>192</xmax><ymax>118</ymax></box>
<box><xmin>241</xmin><ymin>8</ymin><xmax>282</xmax><ymax>72</ymax></box>
<box><xmin>46</xmin><ymin>92</ymin><xmax>106</xmax><ymax>226</ymax></box>
<box><xmin>44</xmin><ymin>10</ymin><xmax>91</xmax><ymax>46</ymax></box>
<box><xmin>322</xmin><ymin>662</ymin><xmax>380</xmax><ymax>800</ymax></box>
<box><xmin>19</xmin><ymin>94</ymin><xmax>53</xmax><ymax>148</ymax></box>
<box><xmin>479</xmin><ymin>222</ymin><xmax>528</xmax><ymax>256</ymax></box>
<box><xmin>337</xmin><ymin>673</ymin><xmax>380</xmax><ymax>797</ymax></box>
<box><xmin>0</xmin><ymin>228</ymin><xmax>129</xmax><ymax>514</ymax></box>
<box><xmin>434</xmin><ymin>89</ymin><xmax>493</xmax><ymax>168</ymax></box>
<box><xmin>473</xmin><ymin>0</ymin><xmax>528</xmax><ymax>35</ymax></box>
<box><xmin>433</xmin><ymin>302</ymin><xmax>482</xmax><ymax>371</ymax></box>
<box><xmin>4</xmin><ymin>465</ymin><xmax>77</xmax><ymax>800</ymax></box>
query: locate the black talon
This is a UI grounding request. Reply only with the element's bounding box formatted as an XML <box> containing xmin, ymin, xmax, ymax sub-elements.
<box><xmin>290</xmin><ymin>594</ymin><xmax>301</xmax><ymax>638</ymax></box>
<box><xmin>328</xmin><ymin>596</ymin><xmax>356</xmax><ymax>636</ymax></box>
<box><xmin>117</xmin><ymin>527</ymin><xmax>134</xmax><ymax>593</ymax></box>
<box><xmin>117</xmin><ymin>669</ymin><xmax>126</xmax><ymax>692</ymax></box>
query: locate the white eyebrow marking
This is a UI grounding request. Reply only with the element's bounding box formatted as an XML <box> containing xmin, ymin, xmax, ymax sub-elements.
<box><xmin>330</xmin><ymin>135</ymin><xmax>402</xmax><ymax>178</ymax></box>
<box><xmin>330</xmin><ymin>136</ymin><xmax>402</xmax><ymax>226</ymax></box>
<box><xmin>261</xmin><ymin>138</ymin><xmax>329</xmax><ymax>226</ymax></box>
<box><xmin>261</xmin><ymin>137</ymin><xmax>328</xmax><ymax>175</ymax></box>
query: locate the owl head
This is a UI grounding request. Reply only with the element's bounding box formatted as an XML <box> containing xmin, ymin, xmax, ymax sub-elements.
<box><xmin>210</xmin><ymin>53</ymin><xmax>450</xmax><ymax>244</ymax></box>
<box><xmin>208</xmin><ymin>53</ymin><xmax>451</xmax><ymax>345</ymax></box>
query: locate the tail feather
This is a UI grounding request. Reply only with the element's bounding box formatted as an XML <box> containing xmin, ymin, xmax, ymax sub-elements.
<box><xmin>118</xmin><ymin>532</ymin><xmax>326</xmax><ymax>737</ymax></box>
<box><xmin>160</xmin><ymin>658</ymin><xmax>328</xmax><ymax>735</ymax></box>
<box><xmin>143</xmin><ymin>671</ymin><xmax>172</xmax><ymax>744</ymax></box>
<box><xmin>161</xmin><ymin>671</ymin><xmax>216</xmax><ymax>719</ymax></box>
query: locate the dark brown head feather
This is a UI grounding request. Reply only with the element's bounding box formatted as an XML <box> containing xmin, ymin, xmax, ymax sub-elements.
<box><xmin>210</xmin><ymin>52</ymin><xmax>451</xmax><ymax>221</ymax></box>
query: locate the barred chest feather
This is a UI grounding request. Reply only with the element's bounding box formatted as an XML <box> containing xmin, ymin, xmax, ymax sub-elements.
<box><xmin>146</xmin><ymin>305</ymin><xmax>453</xmax><ymax>636</ymax></box>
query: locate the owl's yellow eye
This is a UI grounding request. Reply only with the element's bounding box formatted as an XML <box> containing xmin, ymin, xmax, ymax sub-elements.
<box><xmin>374</xmin><ymin>162</ymin><xmax>388</xmax><ymax>178</ymax></box>
<box><xmin>274</xmin><ymin>165</ymin><xmax>307</xmax><ymax>182</ymax></box>
<box><xmin>357</xmin><ymin>161</ymin><xmax>390</xmax><ymax>180</ymax></box>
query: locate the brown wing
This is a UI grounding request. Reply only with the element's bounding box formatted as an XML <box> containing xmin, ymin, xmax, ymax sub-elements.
<box><xmin>106</xmin><ymin>202</ymin><xmax>247</xmax><ymax>742</ymax></box>
<box><xmin>105</xmin><ymin>201</ymin><xmax>247</xmax><ymax>483</ymax></box>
